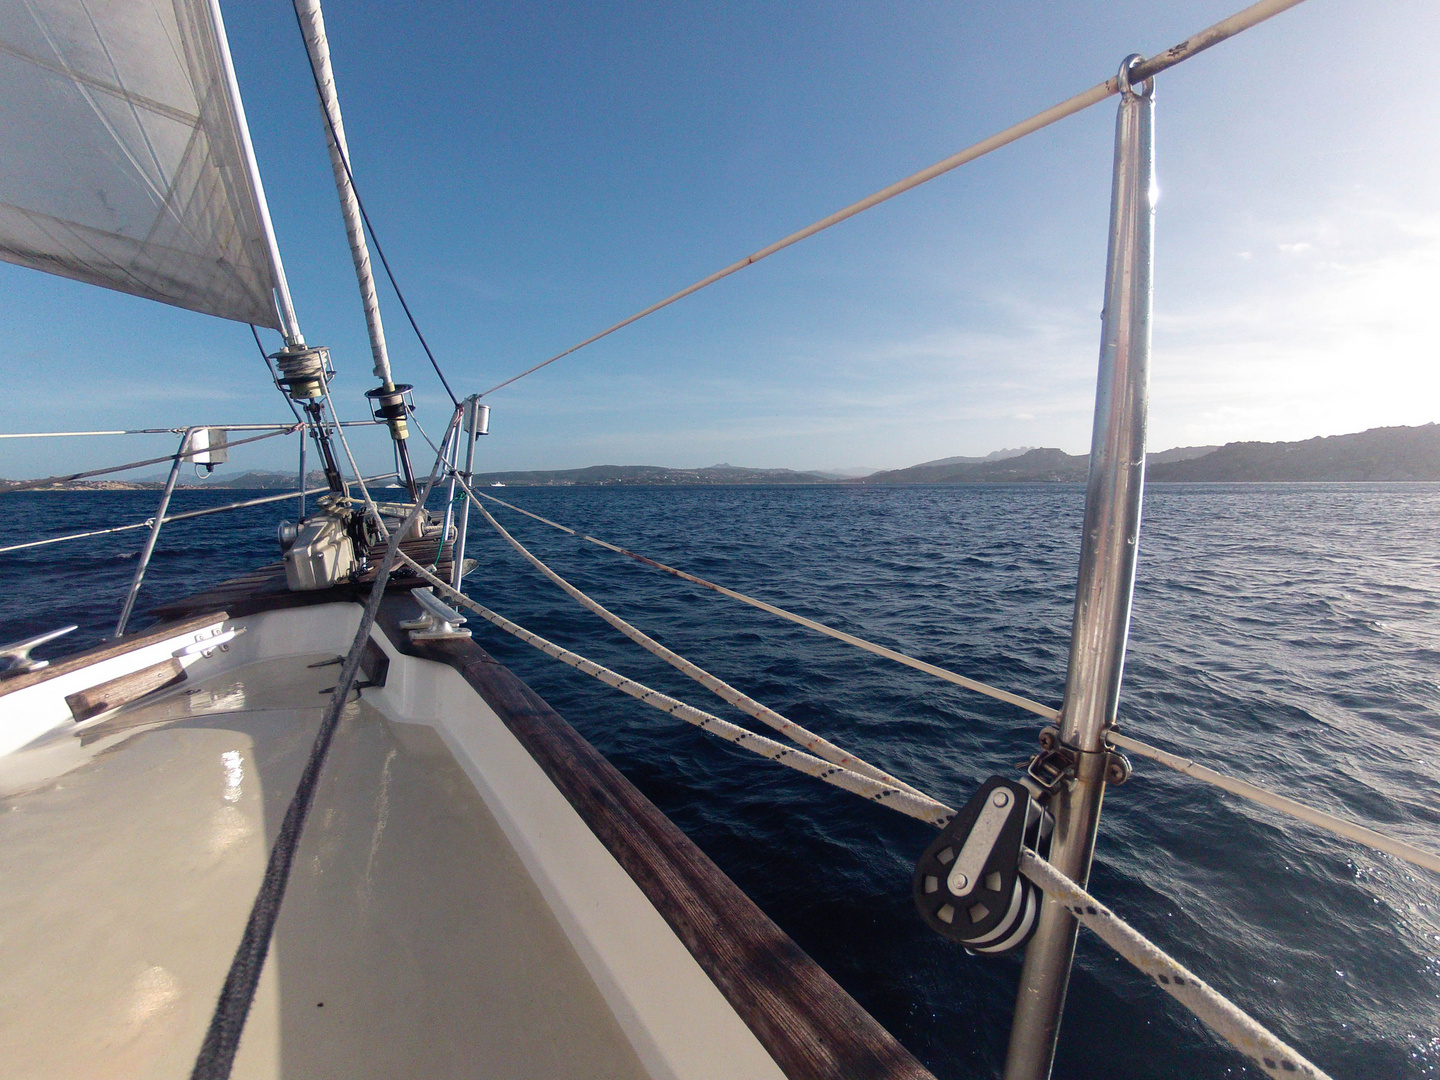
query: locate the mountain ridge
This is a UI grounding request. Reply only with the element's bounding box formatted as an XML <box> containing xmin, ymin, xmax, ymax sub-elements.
<box><xmin>5</xmin><ymin>424</ymin><xmax>1438</xmax><ymax>490</ymax></box>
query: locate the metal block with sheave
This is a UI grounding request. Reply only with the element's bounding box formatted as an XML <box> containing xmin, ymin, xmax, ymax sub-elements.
<box><xmin>913</xmin><ymin>776</ymin><xmax>1052</xmax><ymax>954</ymax></box>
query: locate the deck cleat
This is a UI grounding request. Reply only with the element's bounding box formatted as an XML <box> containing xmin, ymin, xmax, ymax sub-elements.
<box><xmin>403</xmin><ymin>587</ymin><xmax>472</xmax><ymax>642</ymax></box>
<box><xmin>0</xmin><ymin>625</ymin><xmax>78</xmax><ymax>677</ymax></box>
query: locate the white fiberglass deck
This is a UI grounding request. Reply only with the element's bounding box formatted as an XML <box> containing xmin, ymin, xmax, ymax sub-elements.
<box><xmin>0</xmin><ymin>651</ymin><xmax>649</xmax><ymax>1080</ymax></box>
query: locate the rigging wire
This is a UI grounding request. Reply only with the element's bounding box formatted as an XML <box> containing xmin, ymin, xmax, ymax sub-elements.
<box><xmin>288</xmin><ymin>1</ymin><xmax>459</xmax><ymax>408</ymax></box>
<box><xmin>465</xmin><ymin>485</ymin><xmax>1057</xmax><ymax>718</ymax></box>
<box><xmin>476</xmin><ymin>0</ymin><xmax>1311</xmax><ymax>399</ymax></box>
<box><xmin>0</xmin><ymin>426</ymin><xmax>301</xmax><ymax>495</ymax></box>
<box><xmin>303</xmin><ymin>413</ymin><xmax>1338</xmax><ymax>1080</ymax></box>
<box><xmin>468</xmin><ymin>485</ymin><xmax>1440</xmax><ymax>877</ymax></box>
<box><xmin>1107</xmin><ymin>731</ymin><xmax>1440</xmax><ymax>876</ymax></box>
<box><xmin>395</xmin><ymin>551</ymin><xmax>953</xmax><ymax>824</ymax></box>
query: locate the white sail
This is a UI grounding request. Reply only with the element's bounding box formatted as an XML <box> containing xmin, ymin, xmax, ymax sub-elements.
<box><xmin>0</xmin><ymin>0</ymin><xmax>293</xmax><ymax>331</ymax></box>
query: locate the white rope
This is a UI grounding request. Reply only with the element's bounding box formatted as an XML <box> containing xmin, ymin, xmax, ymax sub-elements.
<box><xmin>469</xmin><ymin>497</ymin><xmax>931</xmax><ymax>797</ymax></box>
<box><xmin>1019</xmin><ymin>851</ymin><xmax>1333</xmax><ymax>1080</ymax></box>
<box><xmin>478</xmin><ymin>0</ymin><xmax>1312</xmax><ymax>398</ymax></box>
<box><xmin>1108</xmin><ymin>731</ymin><xmax>1440</xmax><ymax>876</ymax></box>
<box><xmin>466</xmin><ymin>488</ymin><xmax>1436</xmax><ymax>883</ymax></box>
<box><xmin>394</xmin><ymin>551</ymin><xmax>956</xmax><ymax>827</ymax></box>
<box><xmin>473</xmin><ymin>489</ymin><xmax>1058</xmax><ymax>719</ymax></box>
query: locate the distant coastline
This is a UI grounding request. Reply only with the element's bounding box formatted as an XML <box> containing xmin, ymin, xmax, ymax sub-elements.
<box><xmin>456</xmin><ymin>423</ymin><xmax>1440</xmax><ymax>486</ymax></box>
<box><xmin>4</xmin><ymin>423</ymin><xmax>1438</xmax><ymax>490</ymax></box>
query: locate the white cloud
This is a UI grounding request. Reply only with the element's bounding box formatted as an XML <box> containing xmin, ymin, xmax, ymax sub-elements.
<box><xmin>1151</xmin><ymin>206</ymin><xmax>1440</xmax><ymax>447</ymax></box>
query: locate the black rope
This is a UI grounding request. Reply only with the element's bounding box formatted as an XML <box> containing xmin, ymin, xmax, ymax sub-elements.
<box><xmin>189</xmin><ymin>408</ymin><xmax>461</xmax><ymax>1080</ymax></box>
<box><xmin>289</xmin><ymin>3</ymin><xmax>460</xmax><ymax>407</ymax></box>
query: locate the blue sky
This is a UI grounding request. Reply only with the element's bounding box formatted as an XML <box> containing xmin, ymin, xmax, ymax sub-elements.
<box><xmin>2</xmin><ymin>0</ymin><xmax>1437</xmax><ymax>478</ymax></box>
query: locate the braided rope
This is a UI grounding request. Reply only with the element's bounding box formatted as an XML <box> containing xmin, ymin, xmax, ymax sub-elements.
<box><xmin>400</xmin><ymin>544</ymin><xmax>1345</xmax><ymax>1080</ymax></box>
<box><xmin>471</xmin><ymin>498</ymin><xmax>931</xmax><ymax>797</ymax></box>
<box><xmin>1109</xmin><ymin>731</ymin><xmax>1440</xmax><ymax>876</ymax></box>
<box><xmin>394</xmin><ymin>552</ymin><xmax>956</xmax><ymax>827</ymax></box>
<box><xmin>1019</xmin><ymin>851</ymin><xmax>1332</xmax><ymax>1080</ymax></box>
<box><xmin>471</xmin><ymin>488</ymin><xmax>1058</xmax><ymax>719</ymax></box>
<box><xmin>397</xmin><ymin>550</ymin><xmax>1336</xmax><ymax>1080</ymax></box>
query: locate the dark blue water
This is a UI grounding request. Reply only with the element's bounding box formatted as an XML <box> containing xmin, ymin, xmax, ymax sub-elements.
<box><xmin>2</xmin><ymin>484</ymin><xmax>1437</xmax><ymax>1078</ymax></box>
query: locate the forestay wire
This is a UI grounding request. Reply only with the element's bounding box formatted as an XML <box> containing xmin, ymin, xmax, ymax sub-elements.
<box><xmin>478</xmin><ymin>0</ymin><xmax>1311</xmax><ymax>398</ymax></box>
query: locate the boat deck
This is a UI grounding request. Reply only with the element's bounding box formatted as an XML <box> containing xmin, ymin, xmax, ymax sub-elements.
<box><xmin>0</xmin><ymin>652</ymin><xmax>647</xmax><ymax>1080</ymax></box>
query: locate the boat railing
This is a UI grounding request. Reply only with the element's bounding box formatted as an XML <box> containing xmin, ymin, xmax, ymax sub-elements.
<box><xmin>400</xmin><ymin>418</ymin><xmax>1439</xmax><ymax>1080</ymax></box>
<box><xmin>0</xmin><ymin>421</ymin><xmax>394</xmax><ymax>636</ymax></box>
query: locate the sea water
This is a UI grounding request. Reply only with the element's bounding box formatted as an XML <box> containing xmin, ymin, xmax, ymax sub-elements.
<box><xmin>1</xmin><ymin>483</ymin><xmax>1436</xmax><ymax>1079</ymax></box>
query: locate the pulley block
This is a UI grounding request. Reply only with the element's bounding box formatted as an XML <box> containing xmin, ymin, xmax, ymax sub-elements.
<box><xmin>912</xmin><ymin>776</ymin><xmax>1050</xmax><ymax>955</ymax></box>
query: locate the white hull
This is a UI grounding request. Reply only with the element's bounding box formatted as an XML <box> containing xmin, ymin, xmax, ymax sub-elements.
<box><xmin>0</xmin><ymin>587</ymin><xmax>930</xmax><ymax>1079</ymax></box>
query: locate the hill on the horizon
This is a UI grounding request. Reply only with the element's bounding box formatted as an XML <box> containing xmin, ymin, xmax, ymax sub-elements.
<box><xmin>1146</xmin><ymin>423</ymin><xmax>1440</xmax><ymax>482</ymax></box>
<box><xmin>7</xmin><ymin>424</ymin><xmax>1439</xmax><ymax>491</ymax></box>
<box><xmin>860</xmin><ymin>424</ymin><xmax>1440</xmax><ymax>484</ymax></box>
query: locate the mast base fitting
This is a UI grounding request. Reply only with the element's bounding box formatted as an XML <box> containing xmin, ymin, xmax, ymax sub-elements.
<box><xmin>913</xmin><ymin>776</ymin><xmax>1052</xmax><ymax>954</ymax></box>
<box><xmin>365</xmin><ymin>383</ymin><xmax>415</xmax><ymax>441</ymax></box>
<box><xmin>272</xmin><ymin>345</ymin><xmax>334</xmax><ymax>400</ymax></box>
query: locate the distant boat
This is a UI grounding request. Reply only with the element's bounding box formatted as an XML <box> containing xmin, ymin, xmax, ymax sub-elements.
<box><xmin>491</xmin><ymin>481</ymin><xmax>507</xmax><ymax>487</ymax></box>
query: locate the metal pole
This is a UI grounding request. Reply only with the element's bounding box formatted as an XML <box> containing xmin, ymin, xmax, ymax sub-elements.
<box><xmin>297</xmin><ymin>424</ymin><xmax>308</xmax><ymax>519</ymax></box>
<box><xmin>451</xmin><ymin>398</ymin><xmax>486</xmax><ymax>587</ymax></box>
<box><xmin>115</xmin><ymin>429</ymin><xmax>194</xmax><ymax>637</ymax></box>
<box><xmin>1003</xmin><ymin>55</ymin><xmax>1155</xmax><ymax>1080</ymax></box>
<box><xmin>291</xmin><ymin>0</ymin><xmax>389</xmax><ymax>381</ymax></box>
<box><xmin>437</xmin><ymin>424</ymin><xmax>460</xmax><ymax>568</ymax></box>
